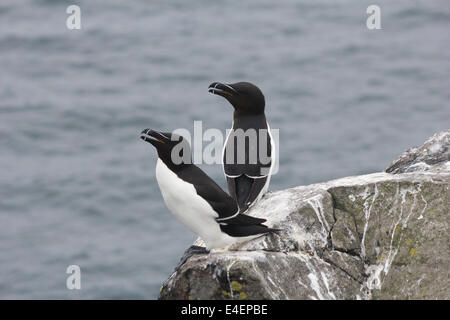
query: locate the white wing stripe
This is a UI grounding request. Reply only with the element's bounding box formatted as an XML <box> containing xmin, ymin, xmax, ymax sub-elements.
<box><xmin>216</xmin><ymin>209</ymin><xmax>240</xmax><ymax>221</ymax></box>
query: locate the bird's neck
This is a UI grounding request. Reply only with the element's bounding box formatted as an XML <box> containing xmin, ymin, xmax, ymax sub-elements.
<box><xmin>157</xmin><ymin>151</ymin><xmax>191</xmax><ymax>173</ymax></box>
<box><xmin>233</xmin><ymin>112</ymin><xmax>267</xmax><ymax>129</ymax></box>
<box><xmin>233</xmin><ymin>109</ymin><xmax>266</xmax><ymax>119</ymax></box>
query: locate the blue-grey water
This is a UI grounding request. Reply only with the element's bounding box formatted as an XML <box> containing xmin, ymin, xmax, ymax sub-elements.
<box><xmin>0</xmin><ymin>0</ymin><xmax>449</xmax><ymax>299</ymax></box>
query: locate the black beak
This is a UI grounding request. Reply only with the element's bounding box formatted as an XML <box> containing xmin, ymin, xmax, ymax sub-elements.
<box><xmin>140</xmin><ymin>129</ymin><xmax>165</xmax><ymax>144</ymax></box>
<box><xmin>208</xmin><ymin>82</ymin><xmax>238</xmax><ymax>97</ymax></box>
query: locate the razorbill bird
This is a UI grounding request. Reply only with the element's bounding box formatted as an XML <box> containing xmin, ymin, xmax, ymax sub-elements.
<box><xmin>140</xmin><ymin>128</ymin><xmax>277</xmax><ymax>250</ymax></box>
<box><xmin>208</xmin><ymin>81</ymin><xmax>275</xmax><ymax>212</ymax></box>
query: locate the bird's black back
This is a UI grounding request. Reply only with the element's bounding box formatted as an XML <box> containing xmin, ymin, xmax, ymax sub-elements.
<box><xmin>223</xmin><ymin>113</ymin><xmax>272</xmax><ymax>177</ymax></box>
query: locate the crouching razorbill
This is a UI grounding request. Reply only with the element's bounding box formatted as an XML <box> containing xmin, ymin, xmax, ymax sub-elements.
<box><xmin>140</xmin><ymin>128</ymin><xmax>277</xmax><ymax>250</ymax></box>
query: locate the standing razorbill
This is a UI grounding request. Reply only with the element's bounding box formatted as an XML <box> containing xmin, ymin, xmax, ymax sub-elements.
<box><xmin>208</xmin><ymin>81</ymin><xmax>275</xmax><ymax>212</ymax></box>
<box><xmin>140</xmin><ymin>128</ymin><xmax>277</xmax><ymax>250</ymax></box>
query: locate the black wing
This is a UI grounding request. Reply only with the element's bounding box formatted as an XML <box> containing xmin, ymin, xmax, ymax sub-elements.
<box><xmin>175</xmin><ymin>165</ymin><xmax>238</xmax><ymax>220</ymax></box>
<box><xmin>227</xmin><ymin>174</ymin><xmax>268</xmax><ymax>211</ymax></box>
<box><xmin>219</xmin><ymin>213</ymin><xmax>279</xmax><ymax>238</ymax></box>
<box><xmin>193</xmin><ymin>182</ymin><xmax>238</xmax><ymax>219</ymax></box>
<box><xmin>175</xmin><ymin>165</ymin><xmax>270</xmax><ymax>228</ymax></box>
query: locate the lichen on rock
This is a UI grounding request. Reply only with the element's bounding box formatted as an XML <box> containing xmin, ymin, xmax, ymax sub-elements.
<box><xmin>159</xmin><ymin>131</ymin><xmax>450</xmax><ymax>300</ymax></box>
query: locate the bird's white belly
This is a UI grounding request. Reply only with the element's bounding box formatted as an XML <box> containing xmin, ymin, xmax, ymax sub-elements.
<box><xmin>155</xmin><ymin>159</ymin><xmax>236</xmax><ymax>249</ymax></box>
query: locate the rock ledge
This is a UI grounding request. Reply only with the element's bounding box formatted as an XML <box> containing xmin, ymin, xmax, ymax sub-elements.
<box><xmin>159</xmin><ymin>131</ymin><xmax>449</xmax><ymax>300</ymax></box>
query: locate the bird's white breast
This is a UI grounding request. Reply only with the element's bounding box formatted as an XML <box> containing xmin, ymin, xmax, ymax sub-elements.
<box><xmin>155</xmin><ymin>159</ymin><xmax>236</xmax><ymax>249</ymax></box>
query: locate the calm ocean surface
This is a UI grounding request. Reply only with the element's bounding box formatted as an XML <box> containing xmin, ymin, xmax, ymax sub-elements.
<box><xmin>0</xmin><ymin>0</ymin><xmax>449</xmax><ymax>299</ymax></box>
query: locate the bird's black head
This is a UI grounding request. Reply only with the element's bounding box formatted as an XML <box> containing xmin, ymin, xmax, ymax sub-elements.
<box><xmin>140</xmin><ymin>129</ymin><xmax>191</xmax><ymax>166</ymax></box>
<box><xmin>208</xmin><ymin>81</ymin><xmax>265</xmax><ymax>115</ymax></box>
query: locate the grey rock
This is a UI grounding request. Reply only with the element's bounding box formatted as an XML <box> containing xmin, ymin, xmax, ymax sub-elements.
<box><xmin>159</xmin><ymin>131</ymin><xmax>450</xmax><ymax>300</ymax></box>
<box><xmin>386</xmin><ymin>130</ymin><xmax>449</xmax><ymax>174</ymax></box>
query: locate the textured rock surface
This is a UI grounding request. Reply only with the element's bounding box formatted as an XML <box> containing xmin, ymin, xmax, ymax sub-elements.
<box><xmin>159</xmin><ymin>131</ymin><xmax>450</xmax><ymax>300</ymax></box>
<box><xmin>386</xmin><ymin>130</ymin><xmax>449</xmax><ymax>174</ymax></box>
